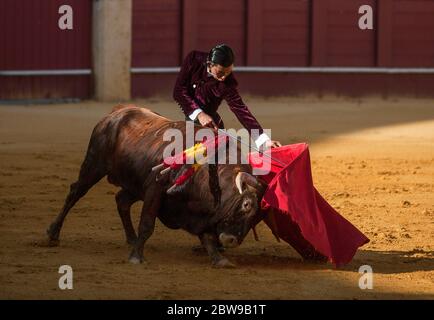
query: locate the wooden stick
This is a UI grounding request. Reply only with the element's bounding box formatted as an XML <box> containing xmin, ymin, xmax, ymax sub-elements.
<box><xmin>166</xmin><ymin>183</ymin><xmax>178</xmax><ymax>194</ymax></box>
<box><xmin>151</xmin><ymin>163</ymin><xmax>165</xmax><ymax>172</ymax></box>
<box><xmin>160</xmin><ymin>167</ymin><xmax>172</xmax><ymax>175</ymax></box>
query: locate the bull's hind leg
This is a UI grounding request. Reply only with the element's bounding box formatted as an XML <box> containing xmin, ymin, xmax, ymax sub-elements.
<box><xmin>115</xmin><ymin>189</ymin><xmax>139</xmax><ymax>245</ymax></box>
<box><xmin>200</xmin><ymin>233</ymin><xmax>235</xmax><ymax>268</ymax></box>
<box><xmin>47</xmin><ymin>149</ymin><xmax>106</xmax><ymax>245</ymax></box>
<box><xmin>129</xmin><ymin>186</ymin><xmax>161</xmax><ymax>264</ymax></box>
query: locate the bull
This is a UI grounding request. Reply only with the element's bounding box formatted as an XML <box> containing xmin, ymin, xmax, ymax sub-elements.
<box><xmin>47</xmin><ymin>105</ymin><xmax>266</xmax><ymax>267</ymax></box>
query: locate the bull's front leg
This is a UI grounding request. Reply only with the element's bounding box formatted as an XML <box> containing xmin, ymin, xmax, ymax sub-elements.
<box><xmin>200</xmin><ymin>233</ymin><xmax>235</xmax><ymax>268</ymax></box>
<box><xmin>129</xmin><ymin>187</ymin><xmax>161</xmax><ymax>264</ymax></box>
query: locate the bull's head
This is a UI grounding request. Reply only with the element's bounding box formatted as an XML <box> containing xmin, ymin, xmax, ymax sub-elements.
<box><xmin>216</xmin><ymin>171</ymin><xmax>266</xmax><ymax>248</ymax></box>
<box><xmin>153</xmin><ymin>158</ymin><xmax>267</xmax><ymax>249</ymax></box>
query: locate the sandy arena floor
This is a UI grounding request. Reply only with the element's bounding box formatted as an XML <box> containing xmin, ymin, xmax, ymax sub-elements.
<box><xmin>0</xmin><ymin>96</ymin><xmax>433</xmax><ymax>299</ymax></box>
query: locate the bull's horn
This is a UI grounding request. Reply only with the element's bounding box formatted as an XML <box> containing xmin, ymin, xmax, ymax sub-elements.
<box><xmin>235</xmin><ymin>172</ymin><xmax>258</xmax><ymax>194</ymax></box>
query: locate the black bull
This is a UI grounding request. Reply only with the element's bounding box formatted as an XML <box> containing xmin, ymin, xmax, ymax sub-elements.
<box><xmin>47</xmin><ymin>105</ymin><xmax>267</xmax><ymax>267</ymax></box>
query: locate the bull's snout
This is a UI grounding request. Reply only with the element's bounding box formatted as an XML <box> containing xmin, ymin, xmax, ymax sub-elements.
<box><xmin>219</xmin><ymin>233</ymin><xmax>239</xmax><ymax>248</ymax></box>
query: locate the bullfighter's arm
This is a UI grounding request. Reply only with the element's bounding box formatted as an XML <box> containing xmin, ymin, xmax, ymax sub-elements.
<box><xmin>173</xmin><ymin>51</ymin><xmax>203</xmax><ymax>119</ymax></box>
<box><xmin>223</xmin><ymin>87</ymin><xmax>271</xmax><ymax>148</ymax></box>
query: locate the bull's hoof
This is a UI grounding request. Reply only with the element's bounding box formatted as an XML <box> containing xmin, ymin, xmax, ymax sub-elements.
<box><xmin>33</xmin><ymin>237</ymin><xmax>59</xmax><ymax>248</ymax></box>
<box><xmin>45</xmin><ymin>230</ymin><xmax>60</xmax><ymax>247</ymax></box>
<box><xmin>46</xmin><ymin>225</ymin><xmax>60</xmax><ymax>245</ymax></box>
<box><xmin>212</xmin><ymin>258</ymin><xmax>236</xmax><ymax>268</ymax></box>
<box><xmin>47</xmin><ymin>238</ymin><xmax>60</xmax><ymax>247</ymax></box>
<box><xmin>128</xmin><ymin>253</ymin><xmax>145</xmax><ymax>264</ymax></box>
<box><xmin>129</xmin><ymin>256</ymin><xmax>142</xmax><ymax>264</ymax></box>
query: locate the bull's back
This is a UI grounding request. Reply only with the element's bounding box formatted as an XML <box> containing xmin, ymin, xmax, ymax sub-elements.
<box><xmin>94</xmin><ymin>105</ymin><xmax>183</xmax><ymax>194</ymax></box>
<box><xmin>109</xmin><ymin>104</ymin><xmax>171</xmax><ymax>139</ymax></box>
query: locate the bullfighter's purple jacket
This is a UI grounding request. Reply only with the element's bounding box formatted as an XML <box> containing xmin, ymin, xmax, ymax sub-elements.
<box><xmin>173</xmin><ymin>50</ymin><xmax>269</xmax><ymax>146</ymax></box>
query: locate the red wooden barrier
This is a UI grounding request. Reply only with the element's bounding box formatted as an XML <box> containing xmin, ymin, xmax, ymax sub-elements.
<box><xmin>0</xmin><ymin>0</ymin><xmax>92</xmax><ymax>100</ymax></box>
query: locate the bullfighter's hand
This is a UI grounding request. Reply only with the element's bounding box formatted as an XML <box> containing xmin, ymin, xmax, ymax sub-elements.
<box><xmin>265</xmin><ymin>140</ymin><xmax>282</xmax><ymax>149</ymax></box>
<box><xmin>197</xmin><ymin>111</ymin><xmax>218</xmax><ymax>131</ymax></box>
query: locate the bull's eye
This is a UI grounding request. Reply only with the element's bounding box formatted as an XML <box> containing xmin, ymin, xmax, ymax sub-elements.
<box><xmin>242</xmin><ymin>199</ymin><xmax>252</xmax><ymax>212</ymax></box>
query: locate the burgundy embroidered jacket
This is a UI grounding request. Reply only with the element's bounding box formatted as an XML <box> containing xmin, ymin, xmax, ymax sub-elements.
<box><xmin>173</xmin><ymin>50</ymin><xmax>264</xmax><ymax>135</ymax></box>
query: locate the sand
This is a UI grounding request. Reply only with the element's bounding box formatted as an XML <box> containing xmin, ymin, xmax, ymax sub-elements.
<box><xmin>0</xmin><ymin>95</ymin><xmax>433</xmax><ymax>299</ymax></box>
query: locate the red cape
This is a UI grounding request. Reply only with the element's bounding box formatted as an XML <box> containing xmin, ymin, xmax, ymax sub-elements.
<box><xmin>249</xmin><ymin>143</ymin><xmax>369</xmax><ymax>267</ymax></box>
